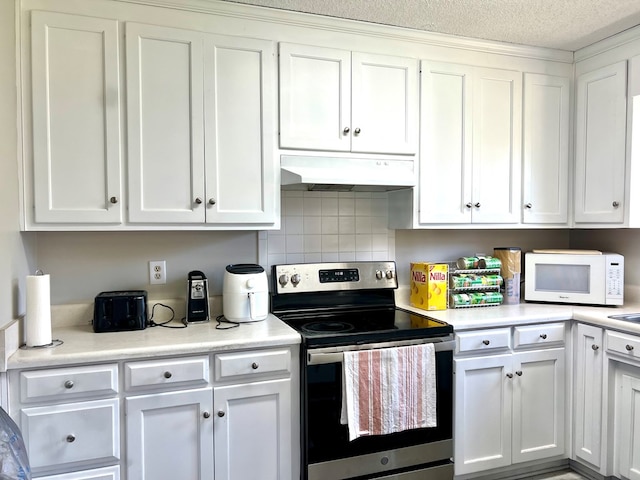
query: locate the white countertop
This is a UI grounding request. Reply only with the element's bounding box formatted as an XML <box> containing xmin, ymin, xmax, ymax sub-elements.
<box><xmin>7</xmin><ymin>314</ymin><xmax>301</xmax><ymax>370</ymax></box>
<box><xmin>395</xmin><ymin>287</ymin><xmax>640</xmax><ymax>335</ymax></box>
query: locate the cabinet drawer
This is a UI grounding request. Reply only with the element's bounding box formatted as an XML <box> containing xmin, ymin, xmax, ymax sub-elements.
<box><xmin>214</xmin><ymin>349</ymin><xmax>290</xmax><ymax>381</ymax></box>
<box><xmin>606</xmin><ymin>330</ymin><xmax>640</xmax><ymax>358</ymax></box>
<box><xmin>21</xmin><ymin>398</ymin><xmax>119</xmax><ymax>472</ymax></box>
<box><xmin>20</xmin><ymin>364</ymin><xmax>118</xmax><ymax>403</ymax></box>
<box><xmin>513</xmin><ymin>323</ymin><xmax>565</xmax><ymax>349</ymax></box>
<box><xmin>456</xmin><ymin>328</ymin><xmax>511</xmax><ymax>354</ymax></box>
<box><xmin>124</xmin><ymin>356</ymin><xmax>209</xmax><ymax>390</ymax></box>
<box><xmin>36</xmin><ymin>465</ymin><xmax>120</xmax><ymax>480</ymax></box>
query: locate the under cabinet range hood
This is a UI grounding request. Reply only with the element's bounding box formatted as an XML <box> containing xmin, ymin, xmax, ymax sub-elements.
<box><xmin>280</xmin><ymin>155</ymin><xmax>416</xmax><ymax>192</ymax></box>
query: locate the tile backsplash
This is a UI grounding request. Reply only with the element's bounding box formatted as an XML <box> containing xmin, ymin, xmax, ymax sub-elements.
<box><xmin>260</xmin><ymin>190</ymin><xmax>395</xmax><ymax>271</ymax></box>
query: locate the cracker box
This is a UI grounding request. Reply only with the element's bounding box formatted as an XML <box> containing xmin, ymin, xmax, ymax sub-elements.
<box><xmin>410</xmin><ymin>262</ymin><xmax>448</xmax><ymax>311</ymax></box>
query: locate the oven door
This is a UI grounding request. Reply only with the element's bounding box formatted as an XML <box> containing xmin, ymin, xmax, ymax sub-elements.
<box><xmin>302</xmin><ymin>337</ymin><xmax>455</xmax><ymax>480</ymax></box>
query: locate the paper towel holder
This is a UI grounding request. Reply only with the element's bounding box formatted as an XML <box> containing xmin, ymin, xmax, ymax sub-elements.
<box><xmin>19</xmin><ymin>339</ymin><xmax>63</xmax><ymax>350</ymax></box>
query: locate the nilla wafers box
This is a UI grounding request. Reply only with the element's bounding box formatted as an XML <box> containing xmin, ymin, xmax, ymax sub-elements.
<box><xmin>410</xmin><ymin>262</ymin><xmax>448</xmax><ymax>311</ymax></box>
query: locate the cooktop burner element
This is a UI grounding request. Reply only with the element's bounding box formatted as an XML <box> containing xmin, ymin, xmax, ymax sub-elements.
<box><xmin>270</xmin><ymin>261</ymin><xmax>453</xmax><ymax>347</ymax></box>
<box><xmin>301</xmin><ymin>321</ymin><xmax>354</xmax><ymax>333</ymax></box>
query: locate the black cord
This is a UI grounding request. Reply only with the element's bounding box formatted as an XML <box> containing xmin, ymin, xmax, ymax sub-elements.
<box><xmin>215</xmin><ymin>314</ymin><xmax>240</xmax><ymax>330</ymax></box>
<box><xmin>147</xmin><ymin>303</ymin><xmax>187</xmax><ymax>329</ymax></box>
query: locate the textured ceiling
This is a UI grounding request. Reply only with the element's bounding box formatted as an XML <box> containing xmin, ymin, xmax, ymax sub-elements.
<box><xmin>220</xmin><ymin>0</ymin><xmax>640</xmax><ymax>51</ymax></box>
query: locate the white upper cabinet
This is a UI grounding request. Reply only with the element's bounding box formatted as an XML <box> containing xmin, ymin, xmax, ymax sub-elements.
<box><xmin>279</xmin><ymin>43</ymin><xmax>418</xmax><ymax>155</ymax></box>
<box><xmin>126</xmin><ymin>23</ymin><xmax>277</xmax><ymax>225</ymax></box>
<box><xmin>418</xmin><ymin>62</ymin><xmax>522</xmax><ymax>225</ymax></box>
<box><xmin>30</xmin><ymin>11</ymin><xmax>122</xmax><ymax>224</ymax></box>
<box><xmin>574</xmin><ymin>61</ymin><xmax>627</xmax><ymax>224</ymax></box>
<box><xmin>126</xmin><ymin>23</ymin><xmax>205</xmax><ymax>224</ymax></box>
<box><xmin>522</xmin><ymin>73</ymin><xmax>570</xmax><ymax>224</ymax></box>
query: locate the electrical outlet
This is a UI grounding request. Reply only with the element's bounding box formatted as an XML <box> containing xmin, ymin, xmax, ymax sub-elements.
<box><xmin>149</xmin><ymin>261</ymin><xmax>166</xmax><ymax>285</ymax></box>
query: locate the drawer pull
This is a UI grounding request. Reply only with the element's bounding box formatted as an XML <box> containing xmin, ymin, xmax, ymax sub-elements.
<box><xmin>217</xmin><ymin>410</ymin><xmax>225</xmax><ymax>418</ymax></box>
<box><xmin>163</xmin><ymin>371</ymin><xmax>172</xmax><ymax>379</ymax></box>
<box><xmin>516</xmin><ymin>370</ymin><xmax>523</xmax><ymax>376</ymax></box>
<box><xmin>506</xmin><ymin>373</ymin><xmax>513</xmax><ymax>379</ymax></box>
<box><xmin>626</xmin><ymin>344</ymin><xmax>635</xmax><ymax>351</ymax></box>
<box><xmin>592</xmin><ymin>344</ymin><xmax>600</xmax><ymax>351</ymax></box>
<box><xmin>251</xmin><ymin>362</ymin><xmax>259</xmax><ymax>370</ymax></box>
<box><xmin>64</xmin><ymin>380</ymin><xmax>74</xmax><ymax>389</ymax></box>
<box><xmin>203</xmin><ymin>411</ymin><xmax>211</xmax><ymax>419</ymax></box>
<box><xmin>66</xmin><ymin>434</ymin><xmax>76</xmax><ymax>443</ymax></box>
<box><xmin>540</xmin><ymin>334</ymin><xmax>547</xmax><ymax>339</ymax></box>
<box><xmin>482</xmin><ymin>340</ymin><xmax>490</xmax><ymax>346</ymax></box>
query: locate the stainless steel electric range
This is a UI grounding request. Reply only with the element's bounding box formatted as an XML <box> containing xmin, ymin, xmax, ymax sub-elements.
<box><xmin>270</xmin><ymin>261</ymin><xmax>455</xmax><ymax>480</ymax></box>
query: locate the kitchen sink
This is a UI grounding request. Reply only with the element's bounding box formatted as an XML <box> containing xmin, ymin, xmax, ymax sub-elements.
<box><xmin>608</xmin><ymin>313</ymin><xmax>640</xmax><ymax>323</ymax></box>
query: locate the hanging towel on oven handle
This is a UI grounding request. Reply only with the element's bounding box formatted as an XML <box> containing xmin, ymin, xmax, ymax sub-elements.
<box><xmin>340</xmin><ymin>343</ymin><xmax>437</xmax><ymax>442</ymax></box>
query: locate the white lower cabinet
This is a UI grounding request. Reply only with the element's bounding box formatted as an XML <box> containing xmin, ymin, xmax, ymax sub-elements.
<box><xmin>125</xmin><ymin>387</ymin><xmax>214</xmax><ymax>479</ymax></box>
<box><xmin>454</xmin><ymin>324</ymin><xmax>566</xmax><ymax>476</ymax></box>
<box><xmin>214</xmin><ymin>379</ymin><xmax>292</xmax><ymax>480</ymax></box>
<box><xmin>573</xmin><ymin>323</ymin><xmax>604</xmax><ymax>470</ymax></box>
<box><xmin>8</xmin><ymin>347</ymin><xmax>298</xmax><ymax>480</ymax></box>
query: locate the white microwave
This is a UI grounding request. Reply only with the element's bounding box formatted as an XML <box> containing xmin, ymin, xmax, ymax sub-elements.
<box><xmin>524</xmin><ymin>252</ymin><xmax>624</xmax><ymax>306</ymax></box>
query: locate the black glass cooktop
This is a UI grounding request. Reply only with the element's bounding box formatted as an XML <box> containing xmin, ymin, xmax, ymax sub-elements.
<box><xmin>277</xmin><ymin>307</ymin><xmax>453</xmax><ymax>347</ymax></box>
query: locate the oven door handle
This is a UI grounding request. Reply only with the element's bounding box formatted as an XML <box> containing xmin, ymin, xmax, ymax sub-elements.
<box><xmin>307</xmin><ymin>339</ymin><xmax>456</xmax><ymax>366</ymax></box>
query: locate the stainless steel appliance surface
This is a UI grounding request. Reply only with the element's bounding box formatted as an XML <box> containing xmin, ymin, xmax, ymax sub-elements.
<box><xmin>271</xmin><ymin>261</ymin><xmax>455</xmax><ymax>480</ymax></box>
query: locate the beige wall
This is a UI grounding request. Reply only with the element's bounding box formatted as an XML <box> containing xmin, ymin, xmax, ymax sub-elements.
<box><xmin>0</xmin><ymin>1</ymin><xmax>36</xmax><ymax>327</ymax></box>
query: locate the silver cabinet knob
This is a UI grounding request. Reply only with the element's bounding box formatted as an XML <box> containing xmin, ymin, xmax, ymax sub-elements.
<box><xmin>252</xmin><ymin>362</ymin><xmax>259</xmax><ymax>370</ymax></box>
<box><xmin>66</xmin><ymin>434</ymin><xmax>76</xmax><ymax>443</ymax></box>
<box><xmin>209</xmin><ymin>198</ymin><xmax>216</xmax><ymax>205</ymax></box>
<box><xmin>466</xmin><ymin>202</ymin><xmax>473</xmax><ymax>209</ymax></box>
<box><xmin>592</xmin><ymin>344</ymin><xmax>600</xmax><ymax>351</ymax></box>
<box><xmin>195</xmin><ymin>197</ymin><xmax>203</xmax><ymax>205</ymax></box>
<box><xmin>525</xmin><ymin>203</ymin><xmax>532</xmax><ymax>209</ymax></box>
<box><xmin>540</xmin><ymin>334</ymin><xmax>547</xmax><ymax>339</ymax></box>
<box><xmin>516</xmin><ymin>370</ymin><xmax>523</xmax><ymax>376</ymax></box>
<box><xmin>217</xmin><ymin>410</ymin><xmax>225</xmax><ymax>417</ymax></box>
<box><xmin>354</xmin><ymin>127</ymin><xmax>361</xmax><ymax>135</ymax></box>
<box><xmin>109</xmin><ymin>196</ymin><xmax>118</xmax><ymax>204</ymax></box>
<box><xmin>64</xmin><ymin>380</ymin><xmax>74</xmax><ymax>389</ymax></box>
<box><xmin>343</xmin><ymin>127</ymin><xmax>350</xmax><ymax>134</ymax></box>
<box><xmin>626</xmin><ymin>344</ymin><xmax>635</xmax><ymax>351</ymax></box>
<box><xmin>482</xmin><ymin>340</ymin><xmax>490</xmax><ymax>345</ymax></box>
<box><xmin>474</xmin><ymin>202</ymin><xmax>481</xmax><ymax>208</ymax></box>
<box><xmin>203</xmin><ymin>411</ymin><xmax>211</xmax><ymax>419</ymax></box>
<box><xmin>506</xmin><ymin>373</ymin><xmax>514</xmax><ymax>379</ymax></box>
<box><xmin>163</xmin><ymin>371</ymin><xmax>172</xmax><ymax>379</ymax></box>
<box><xmin>613</xmin><ymin>201</ymin><xmax>620</xmax><ymax>208</ymax></box>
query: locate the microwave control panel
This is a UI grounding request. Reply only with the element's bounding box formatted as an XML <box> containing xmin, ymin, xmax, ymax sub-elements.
<box><xmin>606</xmin><ymin>254</ymin><xmax>624</xmax><ymax>300</ymax></box>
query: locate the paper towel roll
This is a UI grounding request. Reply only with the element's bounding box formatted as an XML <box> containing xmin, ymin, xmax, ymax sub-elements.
<box><xmin>26</xmin><ymin>273</ymin><xmax>52</xmax><ymax>347</ymax></box>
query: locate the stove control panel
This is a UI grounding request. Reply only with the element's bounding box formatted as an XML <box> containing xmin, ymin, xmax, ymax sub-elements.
<box><xmin>272</xmin><ymin>261</ymin><xmax>398</xmax><ymax>293</ymax></box>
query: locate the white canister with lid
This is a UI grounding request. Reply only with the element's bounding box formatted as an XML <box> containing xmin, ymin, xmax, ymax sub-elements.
<box><xmin>222</xmin><ymin>264</ymin><xmax>269</xmax><ymax>322</ymax></box>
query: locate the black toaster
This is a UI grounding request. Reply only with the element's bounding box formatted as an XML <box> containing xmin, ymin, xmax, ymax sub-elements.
<box><xmin>93</xmin><ymin>290</ymin><xmax>148</xmax><ymax>333</ymax></box>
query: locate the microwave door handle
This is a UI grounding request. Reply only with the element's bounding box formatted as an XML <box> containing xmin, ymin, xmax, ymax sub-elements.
<box><xmin>307</xmin><ymin>339</ymin><xmax>456</xmax><ymax>366</ymax></box>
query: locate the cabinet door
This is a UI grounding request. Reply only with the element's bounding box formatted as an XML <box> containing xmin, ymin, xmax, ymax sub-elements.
<box><xmin>351</xmin><ymin>52</ymin><xmax>418</xmax><ymax>154</ymax></box>
<box><xmin>575</xmin><ymin>61</ymin><xmax>627</xmax><ymax>224</ymax></box>
<box><xmin>471</xmin><ymin>68</ymin><xmax>522</xmax><ymax>224</ymax></box>
<box><xmin>36</xmin><ymin>465</ymin><xmax>120</xmax><ymax>480</ymax></box>
<box><xmin>214</xmin><ymin>379</ymin><xmax>292</xmax><ymax>480</ymax></box>
<box><xmin>126</xmin><ymin>23</ymin><xmax>206</xmax><ymax>223</ymax></box>
<box><xmin>522</xmin><ymin>73</ymin><xmax>570</xmax><ymax>224</ymax></box>
<box><xmin>126</xmin><ymin>387</ymin><xmax>214</xmax><ymax>480</ymax></box>
<box><xmin>512</xmin><ymin>348</ymin><xmax>566</xmax><ymax>464</ymax></box>
<box><xmin>204</xmin><ymin>36</ymin><xmax>277</xmax><ymax>224</ymax></box>
<box><xmin>619</xmin><ymin>372</ymin><xmax>640</xmax><ymax>480</ymax></box>
<box><xmin>454</xmin><ymin>354</ymin><xmax>512</xmax><ymax>475</ymax></box>
<box><xmin>31</xmin><ymin>11</ymin><xmax>121</xmax><ymax>224</ymax></box>
<box><xmin>279</xmin><ymin>43</ymin><xmax>351</xmax><ymax>151</ymax></box>
<box><xmin>573</xmin><ymin>323</ymin><xmax>604</xmax><ymax>469</ymax></box>
<box><xmin>419</xmin><ymin>61</ymin><xmax>473</xmax><ymax>224</ymax></box>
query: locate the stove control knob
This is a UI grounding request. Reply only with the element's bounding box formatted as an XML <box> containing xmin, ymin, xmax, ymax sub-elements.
<box><xmin>386</xmin><ymin>270</ymin><xmax>395</xmax><ymax>280</ymax></box>
<box><xmin>375</xmin><ymin>270</ymin><xmax>383</xmax><ymax>280</ymax></box>
<box><xmin>278</xmin><ymin>274</ymin><xmax>289</xmax><ymax>286</ymax></box>
<box><xmin>291</xmin><ymin>274</ymin><xmax>301</xmax><ymax>286</ymax></box>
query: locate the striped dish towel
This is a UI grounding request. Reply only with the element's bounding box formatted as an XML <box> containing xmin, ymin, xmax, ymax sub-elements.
<box><xmin>340</xmin><ymin>343</ymin><xmax>437</xmax><ymax>441</ymax></box>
